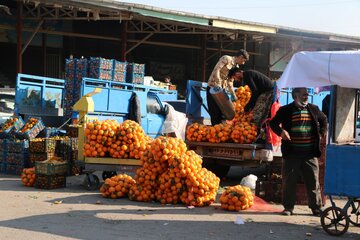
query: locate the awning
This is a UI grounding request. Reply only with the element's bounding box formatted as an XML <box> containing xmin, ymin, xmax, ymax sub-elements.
<box><xmin>277</xmin><ymin>50</ymin><xmax>360</xmax><ymax>89</ymax></box>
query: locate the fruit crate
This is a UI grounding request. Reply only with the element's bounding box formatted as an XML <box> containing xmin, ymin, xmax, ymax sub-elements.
<box><xmin>5</xmin><ymin>163</ymin><xmax>23</xmax><ymax>175</ymax></box>
<box><xmin>127</xmin><ymin>63</ymin><xmax>145</xmax><ymax>74</ymax></box>
<box><xmin>0</xmin><ymin>150</ymin><xmax>4</xmax><ymax>163</ymax></box>
<box><xmin>30</xmin><ymin>152</ymin><xmax>55</xmax><ymax>163</ymax></box>
<box><xmin>5</xmin><ymin>152</ymin><xmax>29</xmax><ymax>166</ymax></box>
<box><xmin>0</xmin><ymin>116</ymin><xmax>25</xmax><ymax>132</ymax></box>
<box><xmin>0</xmin><ymin>139</ymin><xmax>5</xmax><ymax>151</ymax></box>
<box><xmin>35</xmin><ymin>174</ymin><xmax>66</xmax><ymax>189</ymax></box>
<box><xmin>89</xmin><ymin>57</ymin><xmax>113</xmax><ymax>70</ymax></box>
<box><xmin>30</xmin><ymin>138</ymin><xmax>56</xmax><ymax>153</ymax></box>
<box><xmin>66</xmin><ymin>125</ymin><xmax>79</xmax><ymax>138</ymax></box>
<box><xmin>0</xmin><ymin>162</ymin><xmax>6</xmax><ymax>173</ymax></box>
<box><xmin>16</xmin><ymin>118</ymin><xmax>45</xmax><ymax>140</ymax></box>
<box><xmin>89</xmin><ymin>68</ymin><xmax>113</xmax><ymax>81</ymax></box>
<box><xmin>113</xmin><ymin>71</ymin><xmax>126</xmax><ymax>82</ymax></box>
<box><xmin>113</xmin><ymin>60</ymin><xmax>127</xmax><ymax>72</ymax></box>
<box><xmin>6</xmin><ymin>140</ymin><xmax>29</xmax><ymax>153</ymax></box>
<box><xmin>0</xmin><ymin>116</ymin><xmax>25</xmax><ymax>139</ymax></box>
<box><xmin>255</xmin><ymin>180</ymin><xmax>282</xmax><ymax>203</ymax></box>
<box><xmin>255</xmin><ymin>180</ymin><xmax>327</xmax><ymax>205</ymax></box>
<box><xmin>35</xmin><ymin>161</ymin><xmax>68</xmax><ymax>175</ymax></box>
<box><xmin>89</xmin><ymin>57</ymin><xmax>114</xmax><ymax>80</ymax></box>
<box><xmin>126</xmin><ymin>72</ymin><xmax>144</xmax><ymax>84</ymax></box>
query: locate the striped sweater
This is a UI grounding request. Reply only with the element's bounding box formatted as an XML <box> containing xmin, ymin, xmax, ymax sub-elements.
<box><xmin>289</xmin><ymin>108</ymin><xmax>315</xmax><ymax>155</ymax></box>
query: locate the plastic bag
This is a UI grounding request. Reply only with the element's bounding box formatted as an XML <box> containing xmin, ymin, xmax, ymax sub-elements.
<box><xmin>266</xmin><ymin>100</ymin><xmax>281</xmax><ymax>147</ymax></box>
<box><xmin>162</xmin><ymin>103</ymin><xmax>188</xmax><ymax>140</ymax></box>
<box><xmin>240</xmin><ymin>174</ymin><xmax>258</xmax><ymax>190</ymax></box>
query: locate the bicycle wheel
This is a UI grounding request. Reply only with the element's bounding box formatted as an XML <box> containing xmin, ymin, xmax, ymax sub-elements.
<box><xmin>321</xmin><ymin>206</ymin><xmax>349</xmax><ymax>236</ymax></box>
<box><xmin>347</xmin><ymin>199</ymin><xmax>360</xmax><ymax>227</ymax></box>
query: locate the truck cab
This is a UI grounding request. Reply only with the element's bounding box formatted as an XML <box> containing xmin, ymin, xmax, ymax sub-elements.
<box><xmin>81</xmin><ymin>78</ymin><xmax>177</xmax><ymax>139</ymax></box>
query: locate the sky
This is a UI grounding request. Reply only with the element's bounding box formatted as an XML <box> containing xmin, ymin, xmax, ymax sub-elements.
<box><xmin>118</xmin><ymin>0</ymin><xmax>360</xmax><ymax>37</ymax></box>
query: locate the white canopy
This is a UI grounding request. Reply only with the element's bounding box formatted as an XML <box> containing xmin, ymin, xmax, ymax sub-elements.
<box><xmin>276</xmin><ymin>50</ymin><xmax>360</xmax><ymax>89</ymax></box>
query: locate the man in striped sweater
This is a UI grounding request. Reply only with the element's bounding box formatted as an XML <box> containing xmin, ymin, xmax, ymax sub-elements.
<box><xmin>270</xmin><ymin>87</ymin><xmax>328</xmax><ymax>216</ymax></box>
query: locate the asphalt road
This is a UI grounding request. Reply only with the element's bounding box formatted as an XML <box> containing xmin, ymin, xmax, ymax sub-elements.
<box><xmin>0</xmin><ymin>170</ymin><xmax>359</xmax><ymax>240</ymax></box>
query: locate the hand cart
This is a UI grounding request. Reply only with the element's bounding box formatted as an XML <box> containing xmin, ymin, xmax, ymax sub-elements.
<box><xmin>73</xmin><ymin>88</ymin><xmax>141</xmax><ymax>190</ymax></box>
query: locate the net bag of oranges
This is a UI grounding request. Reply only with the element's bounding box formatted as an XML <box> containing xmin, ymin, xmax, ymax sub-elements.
<box><xmin>219</xmin><ymin>184</ymin><xmax>254</xmax><ymax>211</ymax></box>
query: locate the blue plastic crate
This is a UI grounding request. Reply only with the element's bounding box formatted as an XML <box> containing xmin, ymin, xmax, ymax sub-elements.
<box><xmin>0</xmin><ymin>163</ymin><xmax>6</xmax><ymax>173</ymax></box>
<box><xmin>89</xmin><ymin>57</ymin><xmax>113</xmax><ymax>70</ymax></box>
<box><xmin>0</xmin><ymin>116</ymin><xmax>25</xmax><ymax>139</ymax></box>
<box><xmin>127</xmin><ymin>63</ymin><xmax>145</xmax><ymax>74</ymax></box>
<box><xmin>0</xmin><ymin>150</ymin><xmax>4</xmax><ymax>163</ymax></box>
<box><xmin>16</xmin><ymin>118</ymin><xmax>45</xmax><ymax>140</ymax></box>
<box><xmin>126</xmin><ymin>72</ymin><xmax>144</xmax><ymax>84</ymax></box>
<box><xmin>6</xmin><ymin>140</ymin><xmax>29</xmax><ymax>153</ymax></box>
<box><xmin>5</xmin><ymin>152</ymin><xmax>29</xmax><ymax>166</ymax></box>
<box><xmin>5</xmin><ymin>163</ymin><xmax>23</xmax><ymax>175</ymax></box>
<box><xmin>65</xmin><ymin>59</ymin><xmax>76</xmax><ymax>72</ymax></box>
<box><xmin>113</xmin><ymin>71</ymin><xmax>126</xmax><ymax>82</ymax></box>
<box><xmin>0</xmin><ymin>139</ymin><xmax>6</xmax><ymax>151</ymax></box>
<box><xmin>113</xmin><ymin>60</ymin><xmax>127</xmax><ymax>72</ymax></box>
<box><xmin>89</xmin><ymin>68</ymin><xmax>113</xmax><ymax>81</ymax></box>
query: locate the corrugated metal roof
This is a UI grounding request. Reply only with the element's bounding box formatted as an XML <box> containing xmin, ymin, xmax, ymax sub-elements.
<box><xmin>132</xmin><ymin>8</ymin><xmax>208</xmax><ymax>25</ymax></box>
<box><xmin>23</xmin><ymin>0</ymin><xmax>360</xmax><ymax>42</ymax></box>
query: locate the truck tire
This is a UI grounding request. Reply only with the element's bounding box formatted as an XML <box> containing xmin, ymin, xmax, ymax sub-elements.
<box><xmin>203</xmin><ymin>160</ymin><xmax>230</xmax><ymax>179</ymax></box>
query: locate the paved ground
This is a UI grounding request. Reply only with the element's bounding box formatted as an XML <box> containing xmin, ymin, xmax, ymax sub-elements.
<box><xmin>0</xmin><ymin>167</ymin><xmax>359</xmax><ymax>240</ymax></box>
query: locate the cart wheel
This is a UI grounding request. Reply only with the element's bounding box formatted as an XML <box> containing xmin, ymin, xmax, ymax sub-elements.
<box><xmin>321</xmin><ymin>206</ymin><xmax>349</xmax><ymax>236</ymax></box>
<box><xmin>347</xmin><ymin>199</ymin><xmax>360</xmax><ymax>227</ymax></box>
<box><xmin>102</xmin><ymin>171</ymin><xmax>117</xmax><ymax>181</ymax></box>
<box><xmin>83</xmin><ymin>174</ymin><xmax>100</xmax><ymax>191</ymax></box>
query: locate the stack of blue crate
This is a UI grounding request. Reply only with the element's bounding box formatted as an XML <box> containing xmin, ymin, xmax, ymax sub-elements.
<box><xmin>126</xmin><ymin>63</ymin><xmax>145</xmax><ymax>84</ymax></box>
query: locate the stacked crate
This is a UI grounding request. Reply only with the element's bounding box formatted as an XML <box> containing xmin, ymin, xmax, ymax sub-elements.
<box><xmin>2</xmin><ymin>140</ymin><xmax>30</xmax><ymax>175</ymax></box>
<box><xmin>113</xmin><ymin>60</ymin><xmax>127</xmax><ymax>82</ymax></box>
<box><xmin>64</xmin><ymin>58</ymin><xmax>76</xmax><ymax>118</ymax></box>
<box><xmin>89</xmin><ymin>57</ymin><xmax>113</xmax><ymax>80</ymax></box>
<box><xmin>31</xmin><ymin>138</ymin><xmax>69</xmax><ymax>189</ymax></box>
<box><xmin>15</xmin><ymin>117</ymin><xmax>45</xmax><ymax>140</ymax></box>
<box><xmin>0</xmin><ymin>139</ymin><xmax>5</xmax><ymax>172</ymax></box>
<box><xmin>126</xmin><ymin>62</ymin><xmax>145</xmax><ymax>84</ymax></box>
<box><xmin>56</xmin><ymin>137</ymin><xmax>79</xmax><ymax>176</ymax></box>
<box><xmin>64</xmin><ymin>58</ymin><xmax>88</xmax><ymax>118</ymax></box>
<box><xmin>35</xmin><ymin>159</ymin><xmax>68</xmax><ymax>189</ymax></box>
<box><xmin>0</xmin><ymin>116</ymin><xmax>24</xmax><ymax>139</ymax></box>
<box><xmin>29</xmin><ymin>138</ymin><xmax>56</xmax><ymax>165</ymax></box>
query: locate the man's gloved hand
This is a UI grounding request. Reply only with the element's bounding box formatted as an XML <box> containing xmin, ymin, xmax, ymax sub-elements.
<box><xmin>231</xmin><ymin>94</ymin><xmax>238</xmax><ymax>102</ymax></box>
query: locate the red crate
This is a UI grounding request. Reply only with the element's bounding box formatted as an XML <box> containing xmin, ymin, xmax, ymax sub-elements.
<box><xmin>256</xmin><ymin>180</ymin><xmax>327</xmax><ymax>205</ymax></box>
<box><xmin>295</xmin><ymin>183</ymin><xmax>327</xmax><ymax>205</ymax></box>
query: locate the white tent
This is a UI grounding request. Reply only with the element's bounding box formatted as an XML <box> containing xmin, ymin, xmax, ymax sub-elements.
<box><xmin>276</xmin><ymin>50</ymin><xmax>360</xmax><ymax>89</ymax></box>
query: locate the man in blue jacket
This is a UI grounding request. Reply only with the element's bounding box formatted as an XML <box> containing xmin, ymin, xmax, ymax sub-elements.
<box><xmin>270</xmin><ymin>87</ymin><xmax>328</xmax><ymax>216</ymax></box>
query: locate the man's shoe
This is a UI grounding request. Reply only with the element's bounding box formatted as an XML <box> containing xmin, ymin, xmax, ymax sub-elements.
<box><xmin>311</xmin><ymin>208</ymin><xmax>323</xmax><ymax>217</ymax></box>
<box><xmin>281</xmin><ymin>209</ymin><xmax>293</xmax><ymax>216</ymax></box>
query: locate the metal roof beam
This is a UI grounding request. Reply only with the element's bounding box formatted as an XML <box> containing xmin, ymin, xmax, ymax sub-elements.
<box><xmin>21</xmin><ymin>2</ymin><xmax>132</xmax><ymax>21</ymax></box>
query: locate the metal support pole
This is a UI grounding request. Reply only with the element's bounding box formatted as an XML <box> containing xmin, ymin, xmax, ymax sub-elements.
<box><xmin>16</xmin><ymin>2</ymin><xmax>23</xmax><ymax>74</ymax></box>
<box><xmin>120</xmin><ymin>21</ymin><xmax>127</xmax><ymax>61</ymax></box>
<box><xmin>42</xmin><ymin>20</ymin><xmax>47</xmax><ymax>76</ymax></box>
<box><xmin>201</xmin><ymin>35</ymin><xmax>207</xmax><ymax>82</ymax></box>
